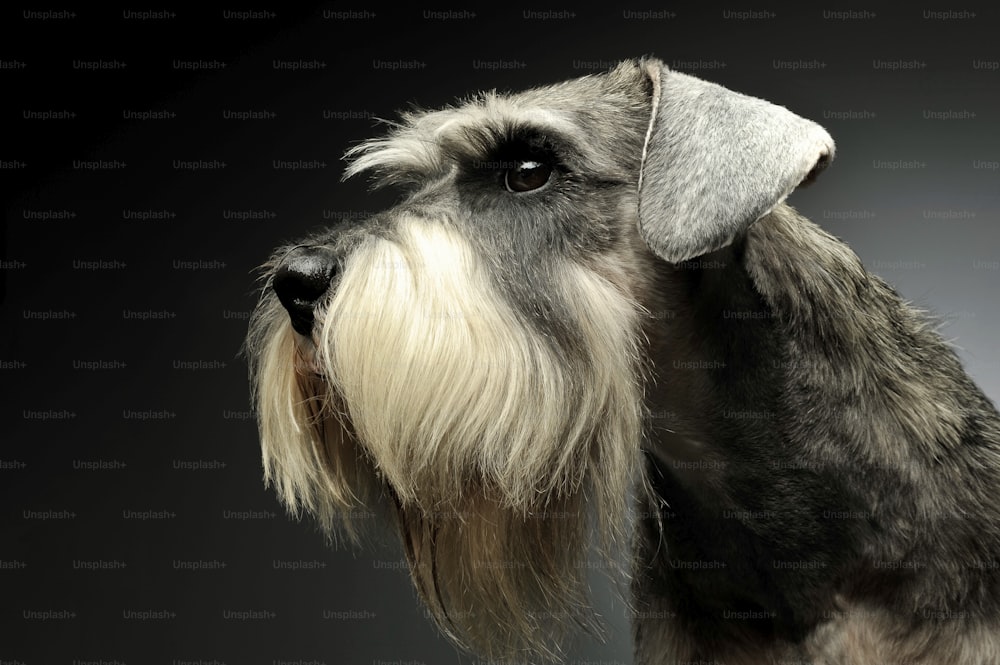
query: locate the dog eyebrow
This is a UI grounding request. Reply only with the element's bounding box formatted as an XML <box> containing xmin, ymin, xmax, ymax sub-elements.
<box><xmin>439</xmin><ymin>119</ymin><xmax>586</xmax><ymax>170</ymax></box>
<box><xmin>344</xmin><ymin>113</ymin><xmax>589</xmax><ymax>188</ymax></box>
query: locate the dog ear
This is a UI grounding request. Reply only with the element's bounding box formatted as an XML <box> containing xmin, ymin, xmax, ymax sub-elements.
<box><xmin>637</xmin><ymin>59</ymin><xmax>835</xmax><ymax>263</ymax></box>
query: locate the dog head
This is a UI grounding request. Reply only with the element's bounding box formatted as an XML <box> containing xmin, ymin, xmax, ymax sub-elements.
<box><xmin>246</xmin><ymin>57</ymin><xmax>833</xmax><ymax>660</ymax></box>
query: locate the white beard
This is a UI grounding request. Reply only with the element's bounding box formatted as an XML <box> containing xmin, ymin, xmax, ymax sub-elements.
<box><xmin>250</xmin><ymin>218</ymin><xmax>648</xmax><ymax>659</ymax></box>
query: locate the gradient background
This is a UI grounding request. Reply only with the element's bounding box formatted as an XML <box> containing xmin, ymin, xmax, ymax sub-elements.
<box><xmin>3</xmin><ymin>5</ymin><xmax>999</xmax><ymax>664</ymax></box>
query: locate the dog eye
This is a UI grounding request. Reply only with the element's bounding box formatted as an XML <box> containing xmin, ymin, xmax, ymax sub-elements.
<box><xmin>504</xmin><ymin>160</ymin><xmax>552</xmax><ymax>193</ymax></box>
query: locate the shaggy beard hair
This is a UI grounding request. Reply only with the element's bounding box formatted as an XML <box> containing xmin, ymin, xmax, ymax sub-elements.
<box><xmin>248</xmin><ymin>219</ymin><xmax>647</xmax><ymax>660</ymax></box>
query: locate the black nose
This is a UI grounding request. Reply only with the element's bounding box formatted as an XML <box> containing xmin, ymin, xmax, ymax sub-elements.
<box><xmin>272</xmin><ymin>245</ymin><xmax>338</xmax><ymax>336</ymax></box>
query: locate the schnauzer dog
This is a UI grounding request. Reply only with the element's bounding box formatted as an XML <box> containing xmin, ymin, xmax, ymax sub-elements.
<box><xmin>246</xmin><ymin>58</ymin><xmax>1000</xmax><ymax>664</ymax></box>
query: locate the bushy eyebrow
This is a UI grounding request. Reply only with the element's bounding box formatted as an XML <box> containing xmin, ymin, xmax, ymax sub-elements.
<box><xmin>438</xmin><ymin>120</ymin><xmax>585</xmax><ymax>170</ymax></box>
<box><xmin>343</xmin><ymin>105</ymin><xmax>592</xmax><ymax>188</ymax></box>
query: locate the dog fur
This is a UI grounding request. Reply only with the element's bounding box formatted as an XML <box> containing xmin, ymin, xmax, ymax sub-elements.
<box><xmin>247</xmin><ymin>58</ymin><xmax>1000</xmax><ymax>664</ymax></box>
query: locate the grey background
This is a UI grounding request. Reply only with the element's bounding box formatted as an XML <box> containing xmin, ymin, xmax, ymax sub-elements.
<box><xmin>2</xmin><ymin>4</ymin><xmax>999</xmax><ymax>664</ymax></box>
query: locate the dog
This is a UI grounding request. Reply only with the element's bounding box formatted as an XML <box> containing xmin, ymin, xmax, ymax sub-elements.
<box><xmin>246</xmin><ymin>57</ymin><xmax>1000</xmax><ymax>664</ymax></box>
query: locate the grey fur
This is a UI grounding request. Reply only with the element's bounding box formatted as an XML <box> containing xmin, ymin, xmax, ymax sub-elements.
<box><xmin>638</xmin><ymin>61</ymin><xmax>834</xmax><ymax>263</ymax></box>
<box><xmin>247</xmin><ymin>57</ymin><xmax>1000</xmax><ymax>664</ymax></box>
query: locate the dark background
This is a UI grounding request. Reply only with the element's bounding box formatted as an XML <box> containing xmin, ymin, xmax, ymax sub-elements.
<box><xmin>2</xmin><ymin>4</ymin><xmax>999</xmax><ymax>664</ymax></box>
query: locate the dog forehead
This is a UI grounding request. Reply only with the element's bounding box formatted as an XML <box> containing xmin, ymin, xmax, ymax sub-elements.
<box><xmin>428</xmin><ymin>67</ymin><xmax>638</xmax><ymax>136</ymax></box>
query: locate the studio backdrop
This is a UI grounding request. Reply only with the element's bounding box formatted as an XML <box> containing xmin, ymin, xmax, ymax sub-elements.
<box><xmin>3</xmin><ymin>5</ymin><xmax>999</xmax><ymax>664</ymax></box>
